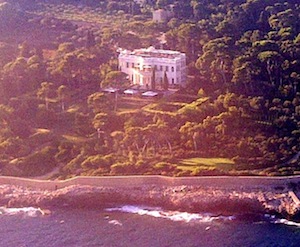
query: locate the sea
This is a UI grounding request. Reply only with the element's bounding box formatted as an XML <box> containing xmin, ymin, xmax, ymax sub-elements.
<box><xmin>1</xmin><ymin>205</ymin><xmax>300</xmax><ymax>247</ymax></box>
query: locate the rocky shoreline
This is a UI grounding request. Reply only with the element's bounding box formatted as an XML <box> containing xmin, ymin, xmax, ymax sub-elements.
<box><xmin>1</xmin><ymin>183</ymin><xmax>300</xmax><ymax>219</ymax></box>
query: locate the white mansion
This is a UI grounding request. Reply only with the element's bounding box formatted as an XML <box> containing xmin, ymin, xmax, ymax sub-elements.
<box><xmin>118</xmin><ymin>47</ymin><xmax>186</xmax><ymax>89</ymax></box>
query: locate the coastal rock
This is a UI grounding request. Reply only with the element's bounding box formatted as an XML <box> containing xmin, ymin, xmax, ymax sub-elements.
<box><xmin>0</xmin><ymin>184</ymin><xmax>300</xmax><ymax>219</ymax></box>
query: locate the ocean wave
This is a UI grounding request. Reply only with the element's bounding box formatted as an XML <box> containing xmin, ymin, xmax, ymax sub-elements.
<box><xmin>106</xmin><ymin>205</ymin><xmax>235</xmax><ymax>223</ymax></box>
<box><xmin>0</xmin><ymin>207</ymin><xmax>47</xmax><ymax>217</ymax></box>
<box><xmin>264</xmin><ymin>214</ymin><xmax>300</xmax><ymax>228</ymax></box>
<box><xmin>274</xmin><ymin>218</ymin><xmax>300</xmax><ymax>227</ymax></box>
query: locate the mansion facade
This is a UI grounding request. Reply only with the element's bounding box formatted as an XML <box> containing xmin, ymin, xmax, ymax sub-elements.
<box><xmin>118</xmin><ymin>46</ymin><xmax>186</xmax><ymax>89</ymax></box>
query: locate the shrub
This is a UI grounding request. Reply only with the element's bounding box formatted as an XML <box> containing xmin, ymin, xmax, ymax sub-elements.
<box><xmin>81</xmin><ymin>154</ymin><xmax>112</xmax><ymax>170</ymax></box>
<box><xmin>152</xmin><ymin>162</ymin><xmax>177</xmax><ymax>174</ymax></box>
<box><xmin>35</xmin><ymin>105</ymin><xmax>57</xmax><ymax>128</ymax></box>
<box><xmin>55</xmin><ymin>141</ymin><xmax>74</xmax><ymax>163</ymax></box>
<box><xmin>14</xmin><ymin>146</ymin><xmax>57</xmax><ymax>176</ymax></box>
<box><xmin>110</xmin><ymin>162</ymin><xmax>135</xmax><ymax>175</ymax></box>
<box><xmin>29</xmin><ymin>130</ymin><xmax>57</xmax><ymax>148</ymax></box>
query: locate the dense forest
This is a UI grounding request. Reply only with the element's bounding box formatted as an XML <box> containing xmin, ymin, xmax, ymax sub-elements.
<box><xmin>0</xmin><ymin>0</ymin><xmax>300</xmax><ymax>178</ymax></box>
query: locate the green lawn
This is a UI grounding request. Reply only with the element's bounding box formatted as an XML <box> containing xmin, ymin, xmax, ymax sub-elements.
<box><xmin>177</xmin><ymin>157</ymin><xmax>235</xmax><ymax>172</ymax></box>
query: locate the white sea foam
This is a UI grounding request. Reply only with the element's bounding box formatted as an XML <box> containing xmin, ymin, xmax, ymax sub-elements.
<box><xmin>264</xmin><ymin>214</ymin><xmax>300</xmax><ymax>228</ymax></box>
<box><xmin>0</xmin><ymin>207</ymin><xmax>45</xmax><ymax>217</ymax></box>
<box><xmin>106</xmin><ymin>205</ymin><xmax>235</xmax><ymax>223</ymax></box>
<box><xmin>274</xmin><ymin>218</ymin><xmax>300</xmax><ymax>227</ymax></box>
<box><xmin>108</xmin><ymin>219</ymin><xmax>123</xmax><ymax>226</ymax></box>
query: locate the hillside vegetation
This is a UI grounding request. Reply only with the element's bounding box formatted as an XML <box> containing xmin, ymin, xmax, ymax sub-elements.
<box><xmin>0</xmin><ymin>0</ymin><xmax>300</xmax><ymax>178</ymax></box>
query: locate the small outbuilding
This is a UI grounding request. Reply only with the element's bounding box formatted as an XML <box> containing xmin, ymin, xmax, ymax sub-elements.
<box><xmin>152</xmin><ymin>9</ymin><xmax>174</xmax><ymax>22</ymax></box>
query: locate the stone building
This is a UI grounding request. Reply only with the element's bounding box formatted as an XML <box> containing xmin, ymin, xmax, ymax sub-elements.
<box><xmin>118</xmin><ymin>46</ymin><xmax>186</xmax><ymax>89</ymax></box>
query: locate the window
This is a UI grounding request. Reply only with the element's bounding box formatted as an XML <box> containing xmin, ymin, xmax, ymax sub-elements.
<box><xmin>171</xmin><ymin>66</ymin><xmax>174</xmax><ymax>72</ymax></box>
<box><xmin>166</xmin><ymin>66</ymin><xmax>169</xmax><ymax>72</ymax></box>
<box><xmin>172</xmin><ymin>78</ymin><xmax>174</xmax><ymax>84</ymax></box>
<box><xmin>160</xmin><ymin>65</ymin><xmax>163</xmax><ymax>71</ymax></box>
<box><xmin>132</xmin><ymin>63</ymin><xmax>134</xmax><ymax>67</ymax></box>
<box><xmin>126</xmin><ymin>62</ymin><xmax>129</xmax><ymax>68</ymax></box>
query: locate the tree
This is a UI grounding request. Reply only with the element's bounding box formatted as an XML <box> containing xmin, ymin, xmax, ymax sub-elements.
<box><xmin>57</xmin><ymin>85</ymin><xmax>70</xmax><ymax>112</ymax></box>
<box><xmin>257</xmin><ymin>50</ymin><xmax>283</xmax><ymax>86</ymax></box>
<box><xmin>196</xmin><ymin>37</ymin><xmax>235</xmax><ymax>91</ymax></box>
<box><xmin>101</xmin><ymin>70</ymin><xmax>129</xmax><ymax>89</ymax></box>
<box><xmin>93</xmin><ymin>112</ymin><xmax>108</xmax><ymax>139</ymax></box>
<box><xmin>151</xmin><ymin>67</ymin><xmax>156</xmax><ymax>90</ymax></box>
<box><xmin>18</xmin><ymin>41</ymin><xmax>31</xmax><ymax>58</ymax></box>
<box><xmin>0</xmin><ymin>42</ymin><xmax>16</xmax><ymax>68</ymax></box>
<box><xmin>179</xmin><ymin>121</ymin><xmax>202</xmax><ymax>151</ymax></box>
<box><xmin>155</xmin><ymin>0</ymin><xmax>169</xmax><ymax>9</ymax></box>
<box><xmin>166</xmin><ymin>23</ymin><xmax>202</xmax><ymax>60</ymax></box>
<box><xmin>232</xmin><ymin>58</ymin><xmax>254</xmax><ymax>94</ymax></box>
<box><xmin>191</xmin><ymin>1</ymin><xmax>211</xmax><ymax>20</ymax></box>
<box><xmin>101</xmin><ymin>70</ymin><xmax>130</xmax><ymax>111</ymax></box>
<box><xmin>87</xmin><ymin>92</ymin><xmax>110</xmax><ymax>113</ymax></box>
<box><xmin>2</xmin><ymin>57</ymin><xmax>28</xmax><ymax>95</ymax></box>
<box><xmin>162</xmin><ymin>71</ymin><xmax>169</xmax><ymax>90</ymax></box>
<box><xmin>37</xmin><ymin>82</ymin><xmax>54</xmax><ymax>110</ymax></box>
<box><xmin>57</xmin><ymin>42</ymin><xmax>75</xmax><ymax>55</ymax></box>
<box><xmin>27</xmin><ymin>54</ymin><xmax>47</xmax><ymax>90</ymax></box>
<box><xmin>171</xmin><ymin>1</ymin><xmax>193</xmax><ymax>19</ymax></box>
<box><xmin>85</xmin><ymin>30</ymin><xmax>96</xmax><ymax>48</ymax></box>
<box><xmin>111</xmin><ymin>131</ymin><xmax>125</xmax><ymax>153</ymax></box>
<box><xmin>0</xmin><ymin>104</ymin><xmax>13</xmax><ymax>126</ymax></box>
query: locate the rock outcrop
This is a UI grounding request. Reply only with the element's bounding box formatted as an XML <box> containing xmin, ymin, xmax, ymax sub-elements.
<box><xmin>1</xmin><ymin>184</ymin><xmax>300</xmax><ymax>219</ymax></box>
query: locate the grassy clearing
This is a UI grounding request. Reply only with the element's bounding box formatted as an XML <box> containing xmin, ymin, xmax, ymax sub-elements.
<box><xmin>117</xmin><ymin>94</ymin><xmax>206</xmax><ymax>116</ymax></box>
<box><xmin>177</xmin><ymin>157</ymin><xmax>235</xmax><ymax>172</ymax></box>
<box><xmin>67</xmin><ymin>105</ymin><xmax>81</xmax><ymax>113</ymax></box>
<box><xmin>35</xmin><ymin>128</ymin><xmax>51</xmax><ymax>134</ymax></box>
<box><xmin>115</xmin><ymin>96</ymin><xmax>159</xmax><ymax>114</ymax></box>
<box><xmin>62</xmin><ymin>134</ymin><xmax>90</xmax><ymax>143</ymax></box>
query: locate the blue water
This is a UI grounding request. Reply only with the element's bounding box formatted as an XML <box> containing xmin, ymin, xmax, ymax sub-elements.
<box><xmin>1</xmin><ymin>206</ymin><xmax>300</xmax><ymax>247</ymax></box>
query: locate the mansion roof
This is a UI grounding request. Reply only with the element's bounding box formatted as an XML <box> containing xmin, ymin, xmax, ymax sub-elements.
<box><xmin>119</xmin><ymin>47</ymin><xmax>184</xmax><ymax>60</ymax></box>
